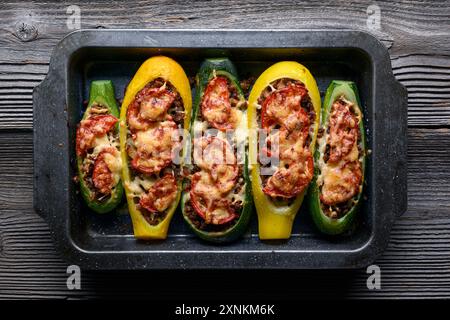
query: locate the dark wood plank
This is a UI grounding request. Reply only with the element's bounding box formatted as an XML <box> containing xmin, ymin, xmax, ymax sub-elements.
<box><xmin>0</xmin><ymin>0</ymin><xmax>449</xmax><ymax>129</ymax></box>
<box><xmin>0</xmin><ymin>0</ymin><xmax>448</xmax><ymax>63</ymax></box>
<box><xmin>0</xmin><ymin>0</ymin><xmax>449</xmax><ymax>300</ymax></box>
<box><xmin>391</xmin><ymin>55</ymin><xmax>450</xmax><ymax>127</ymax></box>
<box><xmin>1</xmin><ymin>128</ymin><xmax>450</xmax><ymax>299</ymax></box>
<box><xmin>0</xmin><ymin>55</ymin><xmax>449</xmax><ymax>129</ymax></box>
<box><xmin>0</xmin><ymin>63</ymin><xmax>46</xmax><ymax>129</ymax></box>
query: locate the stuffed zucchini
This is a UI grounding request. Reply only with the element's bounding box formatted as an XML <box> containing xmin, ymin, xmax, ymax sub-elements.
<box><xmin>76</xmin><ymin>80</ymin><xmax>123</xmax><ymax>213</ymax></box>
<box><xmin>181</xmin><ymin>58</ymin><xmax>252</xmax><ymax>243</ymax></box>
<box><xmin>308</xmin><ymin>81</ymin><xmax>366</xmax><ymax>235</ymax></box>
<box><xmin>120</xmin><ymin>56</ymin><xmax>192</xmax><ymax>239</ymax></box>
<box><xmin>248</xmin><ymin>61</ymin><xmax>321</xmax><ymax>239</ymax></box>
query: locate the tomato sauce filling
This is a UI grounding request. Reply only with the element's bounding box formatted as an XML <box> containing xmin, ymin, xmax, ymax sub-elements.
<box><xmin>76</xmin><ymin>114</ymin><xmax>117</xmax><ymax>157</ymax></box>
<box><xmin>130</xmin><ymin>120</ymin><xmax>179</xmax><ymax>174</ymax></box>
<box><xmin>189</xmin><ymin>137</ymin><xmax>239</xmax><ymax>225</ymax></box>
<box><xmin>139</xmin><ymin>173</ymin><xmax>178</xmax><ymax>213</ymax></box>
<box><xmin>318</xmin><ymin>97</ymin><xmax>363</xmax><ymax>218</ymax></box>
<box><xmin>92</xmin><ymin>148</ymin><xmax>118</xmax><ymax>195</ymax></box>
<box><xmin>201</xmin><ymin>76</ymin><xmax>241</xmax><ymax>131</ymax></box>
<box><xmin>127</xmin><ymin>84</ymin><xmax>177</xmax><ymax>131</ymax></box>
<box><xmin>258</xmin><ymin>79</ymin><xmax>315</xmax><ymax>199</ymax></box>
<box><xmin>76</xmin><ymin>105</ymin><xmax>121</xmax><ymax>200</ymax></box>
<box><xmin>184</xmin><ymin>75</ymin><xmax>247</xmax><ymax>231</ymax></box>
<box><xmin>125</xmin><ymin>78</ymin><xmax>184</xmax><ymax>225</ymax></box>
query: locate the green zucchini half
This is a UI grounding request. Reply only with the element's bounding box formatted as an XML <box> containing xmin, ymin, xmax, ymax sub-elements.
<box><xmin>308</xmin><ymin>80</ymin><xmax>366</xmax><ymax>235</ymax></box>
<box><xmin>181</xmin><ymin>58</ymin><xmax>252</xmax><ymax>243</ymax></box>
<box><xmin>76</xmin><ymin>80</ymin><xmax>124</xmax><ymax>213</ymax></box>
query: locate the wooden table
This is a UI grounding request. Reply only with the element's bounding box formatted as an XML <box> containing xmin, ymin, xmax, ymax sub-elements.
<box><xmin>1</xmin><ymin>0</ymin><xmax>449</xmax><ymax>299</ymax></box>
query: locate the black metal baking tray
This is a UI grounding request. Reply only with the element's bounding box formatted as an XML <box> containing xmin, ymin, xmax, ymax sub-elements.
<box><xmin>33</xmin><ymin>29</ymin><xmax>407</xmax><ymax>269</ymax></box>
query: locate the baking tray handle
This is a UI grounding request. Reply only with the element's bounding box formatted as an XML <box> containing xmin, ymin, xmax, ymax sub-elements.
<box><xmin>33</xmin><ymin>70</ymin><xmax>65</xmax><ymax>222</ymax></box>
<box><xmin>33</xmin><ymin>79</ymin><xmax>47</xmax><ymax>221</ymax></box>
<box><xmin>390</xmin><ymin>77</ymin><xmax>408</xmax><ymax>217</ymax></box>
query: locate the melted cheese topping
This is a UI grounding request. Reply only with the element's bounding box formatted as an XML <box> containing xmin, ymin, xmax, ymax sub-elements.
<box><xmin>320</xmin><ymin>164</ymin><xmax>351</xmax><ymax>192</ymax></box>
<box><xmin>134</xmin><ymin>130</ymin><xmax>158</xmax><ymax>152</ymax></box>
<box><xmin>193</xmin><ymin>109</ymin><xmax>246</xmax><ymax>142</ymax></box>
<box><xmin>189</xmin><ymin>82</ymin><xmax>248</xmax><ymax>223</ymax></box>
<box><xmin>126</xmin><ymin>176</ymin><xmax>157</xmax><ymax>197</ymax></box>
<box><xmin>228</xmin><ymin>182</ymin><xmax>246</xmax><ymax>204</ymax></box>
<box><xmin>85</xmin><ymin>133</ymin><xmax>122</xmax><ymax>186</ymax></box>
<box><xmin>234</xmin><ymin>109</ymin><xmax>248</xmax><ymax>148</ymax></box>
<box><xmin>259</xmin><ymin>83</ymin><xmax>313</xmax><ymax>198</ymax></box>
<box><xmin>139</xmin><ymin>85</ymin><xmax>174</xmax><ymax>121</ymax></box>
<box><xmin>317</xmin><ymin>97</ymin><xmax>362</xmax><ymax>206</ymax></box>
<box><xmin>193</xmin><ymin>120</ymin><xmax>209</xmax><ymax>135</ymax></box>
<box><xmin>91</xmin><ymin>134</ymin><xmax>118</xmax><ymax>155</ymax></box>
<box><xmin>103</xmin><ymin>151</ymin><xmax>122</xmax><ymax>184</ymax></box>
<box><xmin>130</xmin><ymin>120</ymin><xmax>179</xmax><ymax>174</ymax></box>
<box><xmin>134</xmin><ymin>122</ymin><xmax>176</xmax><ymax>154</ymax></box>
<box><xmin>126</xmin><ymin>83</ymin><xmax>183</xmax><ymax>215</ymax></box>
<box><xmin>205</xmin><ymin>105</ymin><xmax>235</xmax><ymax>126</ymax></box>
<box><xmin>192</xmin><ymin>111</ymin><xmax>247</xmax><ymax>202</ymax></box>
<box><xmin>191</xmin><ymin>171</ymin><xmax>236</xmax><ymax>224</ymax></box>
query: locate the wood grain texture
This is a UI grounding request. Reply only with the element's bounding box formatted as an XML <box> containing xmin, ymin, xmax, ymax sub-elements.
<box><xmin>0</xmin><ymin>1</ymin><xmax>449</xmax><ymax>129</ymax></box>
<box><xmin>0</xmin><ymin>0</ymin><xmax>448</xmax><ymax>61</ymax></box>
<box><xmin>392</xmin><ymin>55</ymin><xmax>450</xmax><ymax>127</ymax></box>
<box><xmin>0</xmin><ymin>0</ymin><xmax>449</xmax><ymax>299</ymax></box>
<box><xmin>1</xmin><ymin>128</ymin><xmax>450</xmax><ymax>299</ymax></box>
<box><xmin>2</xmin><ymin>55</ymin><xmax>449</xmax><ymax>129</ymax></box>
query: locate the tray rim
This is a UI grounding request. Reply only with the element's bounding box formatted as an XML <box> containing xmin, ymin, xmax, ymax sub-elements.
<box><xmin>33</xmin><ymin>29</ymin><xmax>407</xmax><ymax>270</ymax></box>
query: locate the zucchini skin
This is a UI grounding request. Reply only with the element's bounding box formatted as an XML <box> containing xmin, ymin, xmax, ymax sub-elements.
<box><xmin>76</xmin><ymin>80</ymin><xmax>124</xmax><ymax>214</ymax></box>
<box><xmin>308</xmin><ymin>80</ymin><xmax>366</xmax><ymax>235</ymax></box>
<box><xmin>119</xmin><ymin>56</ymin><xmax>192</xmax><ymax>239</ymax></box>
<box><xmin>181</xmin><ymin>58</ymin><xmax>252</xmax><ymax>243</ymax></box>
<box><xmin>247</xmin><ymin>61</ymin><xmax>321</xmax><ymax>239</ymax></box>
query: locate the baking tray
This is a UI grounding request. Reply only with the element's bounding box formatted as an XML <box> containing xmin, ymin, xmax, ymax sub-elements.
<box><xmin>33</xmin><ymin>29</ymin><xmax>407</xmax><ymax>269</ymax></box>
